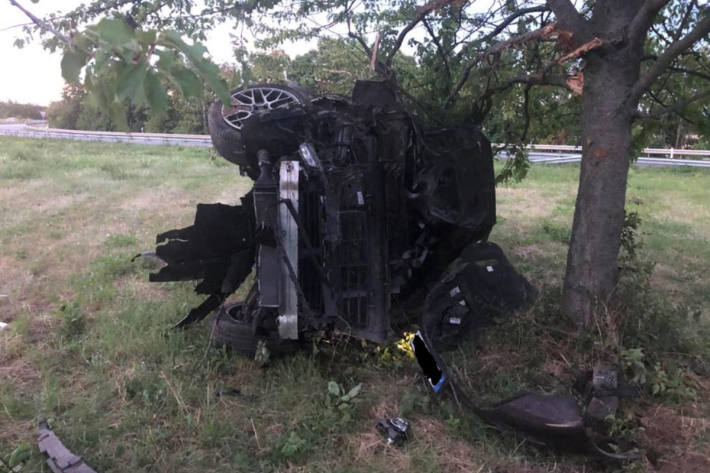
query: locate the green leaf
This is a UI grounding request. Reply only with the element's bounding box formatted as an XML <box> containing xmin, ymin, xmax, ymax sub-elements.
<box><xmin>156</xmin><ymin>52</ymin><xmax>202</xmax><ymax>98</ymax></box>
<box><xmin>327</xmin><ymin>380</ymin><xmax>340</xmax><ymax>397</ymax></box>
<box><xmin>61</xmin><ymin>48</ymin><xmax>89</xmax><ymax>83</ymax></box>
<box><xmin>110</xmin><ymin>100</ymin><xmax>129</xmax><ymax>131</ymax></box>
<box><xmin>117</xmin><ymin>62</ymin><xmax>149</xmax><ymax>103</ymax></box>
<box><xmin>158</xmin><ymin>31</ymin><xmax>230</xmax><ymax>103</ymax></box>
<box><xmin>170</xmin><ymin>67</ymin><xmax>202</xmax><ymax>98</ymax></box>
<box><xmin>73</xmin><ymin>32</ymin><xmax>93</xmax><ymax>51</ymax></box>
<box><xmin>144</xmin><ymin>70</ymin><xmax>169</xmax><ymax>113</ymax></box>
<box><xmin>93</xmin><ymin>50</ymin><xmax>112</xmax><ymax>72</ymax></box>
<box><xmin>136</xmin><ymin>29</ymin><xmax>157</xmax><ymax>46</ymax></box>
<box><xmin>345</xmin><ymin>383</ymin><xmax>361</xmax><ymax>400</ymax></box>
<box><xmin>94</xmin><ymin>18</ymin><xmax>134</xmax><ymax>47</ymax></box>
<box><xmin>8</xmin><ymin>443</ymin><xmax>31</xmax><ymax>467</ymax></box>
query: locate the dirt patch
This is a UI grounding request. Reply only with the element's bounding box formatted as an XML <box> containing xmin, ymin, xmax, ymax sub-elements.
<box><xmin>641</xmin><ymin>406</ymin><xmax>710</xmax><ymax>473</ymax></box>
<box><xmin>0</xmin><ymin>178</ymin><xmax>45</xmax><ymax>203</ymax></box>
<box><xmin>26</xmin><ymin>313</ymin><xmax>53</xmax><ymax>344</ymax></box>
<box><xmin>513</xmin><ymin>244</ymin><xmax>546</xmax><ymax>259</ymax></box>
<box><xmin>0</xmin><ymin>256</ymin><xmax>37</xmax><ymax>321</ymax></box>
<box><xmin>0</xmin><ymin>358</ymin><xmax>40</xmax><ymax>387</ymax></box>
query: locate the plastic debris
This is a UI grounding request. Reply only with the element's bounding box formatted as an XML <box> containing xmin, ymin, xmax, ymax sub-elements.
<box><xmin>376</xmin><ymin>417</ymin><xmax>410</xmax><ymax>446</ymax></box>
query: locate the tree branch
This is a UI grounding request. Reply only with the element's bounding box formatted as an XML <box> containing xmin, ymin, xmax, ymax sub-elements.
<box><xmin>630</xmin><ymin>11</ymin><xmax>710</xmax><ymax>104</ymax></box>
<box><xmin>422</xmin><ymin>18</ymin><xmax>452</xmax><ymax>90</ymax></box>
<box><xmin>454</xmin><ymin>5</ymin><xmax>550</xmax><ymax>62</ymax></box>
<box><xmin>344</xmin><ymin>1</ymin><xmax>372</xmax><ymax>58</ymax></box>
<box><xmin>8</xmin><ymin>0</ymin><xmax>70</xmax><ymax>43</ymax></box>
<box><xmin>628</xmin><ymin>0</ymin><xmax>672</xmax><ymax>43</ymax></box>
<box><xmin>481</xmin><ymin>72</ymin><xmax>571</xmax><ymax>98</ymax></box>
<box><xmin>481</xmin><ymin>5</ymin><xmax>550</xmax><ymax>44</ymax></box>
<box><xmin>672</xmin><ymin>0</ymin><xmax>698</xmax><ymax>42</ymax></box>
<box><xmin>635</xmin><ymin>88</ymin><xmax>710</xmax><ymax>120</ymax></box>
<box><xmin>642</xmin><ymin>58</ymin><xmax>710</xmax><ymax>82</ymax></box>
<box><xmin>520</xmin><ymin>84</ymin><xmax>533</xmax><ymax>142</ymax></box>
<box><xmin>446</xmin><ymin>23</ymin><xmax>557</xmax><ymax>107</ymax></box>
<box><xmin>385</xmin><ymin>1</ymin><xmax>439</xmax><ymax>68</ymax></box>
<box><xmin>546</xmin><ymin>0</ymin><xmax>590</xmax><ymax>43</ymax></box>
<box><xmin>667</xmin><ymin>66</ymin><xmax>710</xmax><ymax>82</ymax></box>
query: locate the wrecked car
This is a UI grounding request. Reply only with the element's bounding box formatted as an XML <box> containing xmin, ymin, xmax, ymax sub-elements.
<box><xmin>144</xmin><ymin>81</ymin><xmax>640</xmax><ymax>459</ymax></box>
<box><xmin>148</xmin><ymin>80</ymin><xmax>535</xmax><ymax>355</ymax></box>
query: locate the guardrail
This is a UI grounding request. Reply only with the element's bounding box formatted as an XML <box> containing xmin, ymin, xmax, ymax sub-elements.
<box><xmin>0</xmin><ymin>124</ymin><xmax>212</xmax><ymax>147</ymax></box>
<box><xmin>2</xmin><ymin>124</ymin><xmax>709</xmax><ymax>163</ymax></box>
<box><xmin>519</xmin><ymin>143</ymin><xmax>710</xmax><ymax>160</ymax></box>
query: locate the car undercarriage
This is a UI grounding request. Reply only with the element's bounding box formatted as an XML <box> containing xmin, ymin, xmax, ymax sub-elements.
<box><xmin>149</xmin><ymin>79</ymin><xmax>535</xmax><ymax>354</ymax></box>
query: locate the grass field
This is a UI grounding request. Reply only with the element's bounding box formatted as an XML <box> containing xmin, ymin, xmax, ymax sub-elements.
<box><xmin>1</xmin><ymin>137</ymin><xmax>709</xmax><ymax>472</ymax></box>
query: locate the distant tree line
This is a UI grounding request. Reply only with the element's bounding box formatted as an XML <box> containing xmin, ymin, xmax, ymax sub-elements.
<box><xmin>0</xmin><ymin>101</ymin><xmax>45</xmax><ymax>120</ymax></box>
<box><xmin>47</xmin><ymin>82</ymin><xmax>210</xmax><ymax>134</ymax></box>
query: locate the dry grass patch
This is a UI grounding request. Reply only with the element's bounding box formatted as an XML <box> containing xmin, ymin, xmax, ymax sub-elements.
<box><xmin>496</xmin><ymin>187</ymin><xmax>553</xmax><ymax>222</ymax></box>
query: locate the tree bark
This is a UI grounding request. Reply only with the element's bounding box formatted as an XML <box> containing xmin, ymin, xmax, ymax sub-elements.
<box><xmin>562</xmin><ymin>36</ymin><xmax>641</xmax><ymax>326</ymax></box>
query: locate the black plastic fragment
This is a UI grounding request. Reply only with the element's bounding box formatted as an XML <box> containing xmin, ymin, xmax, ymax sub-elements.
<box><xmin>150</xmin><ymin>194</ymin><xmax>256</xmax><ymax>327</ymax></box>
<box><xmin>174</xmin><ymin>293</ymin><xmax>224</xmax><ymax>328</ymax></box>
<box><xmin>410</xmin><ymin>331</ymin><xmax>447</xmax><ymax>393</ymax></box>
<box><xmin>376</xmin><ymin>417</ymin><xmax>410</xmax><ymax>446</ymax></box>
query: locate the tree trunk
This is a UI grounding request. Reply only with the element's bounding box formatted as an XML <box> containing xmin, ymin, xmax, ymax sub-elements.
<box><xmin>562</xmin><ymin>45</ymin><xmax>641</xmax><ymax>327</ymax></box>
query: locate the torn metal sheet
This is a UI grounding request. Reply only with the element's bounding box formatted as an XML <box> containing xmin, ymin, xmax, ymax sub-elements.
<box><xmin>37</xmin><ymin>420</ymin><xmax>97</xmax><ymax>473</ymax></box>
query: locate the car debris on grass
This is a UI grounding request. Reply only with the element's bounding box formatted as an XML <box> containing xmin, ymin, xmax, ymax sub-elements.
<box><xmin>140</xmin><ymin>79</ymin><xmax>635</xmax><ymax>459</ymax></box>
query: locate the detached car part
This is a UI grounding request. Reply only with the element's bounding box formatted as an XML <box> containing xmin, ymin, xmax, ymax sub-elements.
<box><xmin>37</xmin><ymin>419</ymin><xmax>97</xmax><ymax>473</ymax></box>
<box><xmin>409</xmin><ymin>331</ymin><xmax>638</xmax><ymax>460</ymax></box>
<box><xmin>146</xmin><ymin>79</ymin><xmax>643</xmax><ymax>460</ymax></box>
<box><xmin>376</xmin><ymin>417</ymin><xmax>411</xmax><ymax>446</ymax></box>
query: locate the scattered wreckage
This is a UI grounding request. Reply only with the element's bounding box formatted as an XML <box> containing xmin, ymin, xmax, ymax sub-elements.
<box><xmin>144</xmin><ymin>80</ymin><xmax>634</xmax><ymax>459</ymax></box>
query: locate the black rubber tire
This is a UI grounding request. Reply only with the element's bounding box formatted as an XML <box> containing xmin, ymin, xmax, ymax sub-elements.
<box><xmin>208</xmin><ymin>101</ymin><xmax>252</xmax><ymax>175</ymax></box>
<box><xmin>207</xmin><ymin>83</ymin><xmax>312</xmax><ymax>177</ymax></box>
<box><xmin>210</xmin><ymin>302</ymin><xmax>259</xmax><ymax>357</ymax></box>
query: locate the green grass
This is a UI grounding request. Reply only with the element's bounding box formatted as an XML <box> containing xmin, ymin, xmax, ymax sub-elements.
<box><xmin>1</xmin><ymin>137</ymin><xmax>709</xmax><ymax>472</ymax></box>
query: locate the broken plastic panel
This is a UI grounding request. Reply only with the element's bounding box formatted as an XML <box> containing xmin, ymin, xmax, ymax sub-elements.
<box><xmin>410</xmin><ymin>331</ymin><xmax>447</xmax><ymax>393</ymax></box>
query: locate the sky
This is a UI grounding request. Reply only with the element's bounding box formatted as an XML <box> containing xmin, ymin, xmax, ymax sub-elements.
<box><xmin>0</xmin><ymin>0</ymin><xmax>313</xmax><ymax>106</ymax></box>
<box><xmin>0</xmin><ymin>0</ymin><xmax>489</xmax><ymax>107</ymax></box>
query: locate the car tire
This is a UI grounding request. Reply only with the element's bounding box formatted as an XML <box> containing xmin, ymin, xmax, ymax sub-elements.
<box><xmin>210</xmin><ymin>302</ymin><xmax>259</xmax><ymax>357</ymax></box>
<box><xmin>208</xmin><ymin>83</ymin><xmax>312</xmax><ymax>178</ymax></box>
